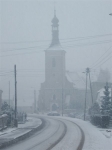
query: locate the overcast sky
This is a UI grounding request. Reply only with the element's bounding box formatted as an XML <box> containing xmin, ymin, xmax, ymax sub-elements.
<box><xmin>0</xmin><ymin>0</ymin><xmax>112</xmax><ymax>106</ymax></box>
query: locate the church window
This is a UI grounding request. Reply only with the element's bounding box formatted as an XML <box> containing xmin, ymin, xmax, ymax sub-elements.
<box><xmin>52</xmin><ymin>58</ymin><xmax>56</xmax><ymax>67</ymax></box>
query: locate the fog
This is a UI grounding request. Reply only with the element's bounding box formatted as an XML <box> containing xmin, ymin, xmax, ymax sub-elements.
<box><xmin>0</xmin><ymin>0</ymin><xmax>112</xmax><ymax>107</ymax></box>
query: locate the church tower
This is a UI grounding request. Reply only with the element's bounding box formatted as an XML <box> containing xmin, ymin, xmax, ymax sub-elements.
<box><xmin>38</xmin><ymin>10</ymin><xmax>74</xmax><ymax>113</ymax></box>
<box><xmin>44</xmin><ymin>10</ymin><xmax>66</xmax><ymax>111</ymax></box>
<box><xmin>45</xmin><ymin>10</ymin><xmax>66</xmax><ymax>89</ymax></box>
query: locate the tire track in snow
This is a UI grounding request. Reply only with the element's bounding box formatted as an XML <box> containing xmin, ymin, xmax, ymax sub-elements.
<box><xmin>26</xmin><ymin>119</ymin><xmax>67</xmax><ymax>150</ymax></box>
<box><xmin>60</xmin><ymin>118</ymin><xmax>85</xmax><ymax>150</ymax></box>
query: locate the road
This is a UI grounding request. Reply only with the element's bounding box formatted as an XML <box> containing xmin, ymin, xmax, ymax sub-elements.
<box><xmin>1</xmin><ymin>116</ymin><xmax>84</xmax><ymax>150</ymax></box>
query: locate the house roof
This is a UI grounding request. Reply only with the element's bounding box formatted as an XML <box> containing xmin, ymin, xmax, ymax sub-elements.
<box><xmin>66</xmin><ymin>71</ymin><xmax>86</xmax><ymax>89</ymax></box>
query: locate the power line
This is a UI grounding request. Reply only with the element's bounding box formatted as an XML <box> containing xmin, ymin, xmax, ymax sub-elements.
<box><xmin>63</xmin><ymin>40</ymin><xmax>112</xmax><ymax>47</ymax></box>
<box><xmin>0</xmin><ymin>50</ymin><xmax>44</xmax><ymax>57</ymax></box>
<box><xmin>1</xmin><ymin>33</ymin><xmax>112</xmax><ymax>44</ymax></box>
<box><xmin>1</xmin><ymin>39</ymin><xmax>112</xmax><ymax>53</ymax></box>
<box><xmin>93</xmin><ymin>55</ymin><xmax>112</xmax><ymax>69</ymax></box>
<box><xmin>0</xmin><ymin>40</ymin><xmax>112</xmax><ymax>57</ymax></box>
<box><xmin>1</xmin><ymin>45</ymin><xmax>48</xmax><ymax>52</ymax></box>
<box><xmin>91</xmin><ymin>50</ymin><xmax>112</xmax><ymax>69</ymax></box>
<box><xmin>90</xmin><ymin>46</ymin><xmax>112</xmax><ymax>68</ymax></box>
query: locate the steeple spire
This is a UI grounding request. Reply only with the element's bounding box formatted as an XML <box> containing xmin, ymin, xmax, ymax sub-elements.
<box><xmin>54</xmin><ymin>2</ymin><xmax>56</xmax><ymax>17</ymax></box>
<box><xmin>54</xmin><ymin>1</ymin><xmax>56</xmax><ymax>16</ymax></box>
<box><xmin>54</xmin><ymin>8</ymin><xmax>56</xmax><ymax>16</ymax></box>
<box><xmin>50</xmin><ymin>9</ymin><xmax>60</xmax><ymax>47</ymax></box>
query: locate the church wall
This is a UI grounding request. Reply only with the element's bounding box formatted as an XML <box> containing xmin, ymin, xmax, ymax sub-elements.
<box><xmin>45</xmin><ymin>50</ymin><xmax>66</xmax><ymax>86</ymax></box>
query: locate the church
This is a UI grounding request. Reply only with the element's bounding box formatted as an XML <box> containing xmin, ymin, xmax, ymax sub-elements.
<box><xmin>38</xmin><ymin>11</ymin><xmax>76</xmax><ymax>113</ymax></box>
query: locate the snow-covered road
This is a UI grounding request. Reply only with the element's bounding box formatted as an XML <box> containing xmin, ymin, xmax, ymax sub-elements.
<box><xmin>1</xmin><ymin>117</ymin><xmax>64</xmax><ymax>150</ymax></box>
<box><xmin>1</xmin><ymin>116</ymin><xmax>83</xmax><ymax>150</ymax></box>
<box><xmin>51</xmin><ymin>118</ymin><xmax>82</xmax><ymax>150</ymax></box>
<box><xmin>2</xmin><ymin>115</ymin><xmax>111</xmax><ymax>150</ymax></box>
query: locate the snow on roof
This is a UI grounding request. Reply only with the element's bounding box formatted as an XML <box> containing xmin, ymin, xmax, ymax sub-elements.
<box><xmin>66</xmin><ymin>71</ymin><xmax>85</xmax><ymax>89</ymax></box>
<box><xmin>46</xmin><ymin>44</ymin><xmax>64</xmax><ymax>51</ymax></box>
<box><xmin>96</xmin><ymin>88</ymin><xmax>111</xmax><ymax>107</ymax></box>
<box><xmin>97</xmin><ymin>88</ymin><xmax>111</xmax><ymax>97</ymax></box>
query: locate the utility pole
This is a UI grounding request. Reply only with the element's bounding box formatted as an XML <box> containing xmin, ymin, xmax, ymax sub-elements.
<box><xmin>110</xmin><ymin>84</ymin><xmax>112</xmax><ymax>103</ymax></box>
<box><xmin>84</xmin><ymin>68</ymin><xmax>88</xmax><ymax>121</ymax></box>
<box><xmin>34</xmin><ymin>90</ymin><xmax>36</xmax><ymax>113</ymax></box>
<box><xmin>61</xmin><ymin>54</ymin><xmax>64</xmax><ymax>117</ymax></box>
<box><xmin>9</xmin><ymin>81</ymin><xmax>10</xmax><ymax>108</ymax></box>
<box><xmin>62</xmin><ymin>90</ymin><xmax>63</xmax><ymax>116</ymax></box>
<box><xmin>88</xmin><ymin>68</ymin><xmax>93</xmax><ymax>104</ymax></box>
<box><xmin>84</xmin><ymin>67</ymin><xmax>94</xmax><ymax>120</ymax></box>
<box><xmin>109</xmin><ymin>13</ymin><xmax>112</xmax><ymax>103</ymax></box>
<box><xmin>14</xmin><ymin>65</ymin><xmax>18</xmax><ymax>127</ymax></box>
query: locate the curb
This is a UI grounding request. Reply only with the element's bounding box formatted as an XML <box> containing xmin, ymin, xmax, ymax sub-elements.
<box><xmin>0</xmin><ymin>117</ymin><xmax>46</xmax><ymax>149</ymax></box>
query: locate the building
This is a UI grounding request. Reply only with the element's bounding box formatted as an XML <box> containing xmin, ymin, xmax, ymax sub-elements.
<box><xmin>91</xmin><ymin>82</ymin><xmax>112</xmax><ymax>102</ymax></box>
<box><xmin>38</xmin><ymin>11</ymin><xmax>76</xmax><ymax>113</ymax></box>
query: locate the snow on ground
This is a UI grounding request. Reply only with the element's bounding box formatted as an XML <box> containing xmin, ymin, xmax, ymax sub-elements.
<box><xmin>1</xmin><ymin>114</ymin><xmax>112</xmax><ymax>150</ymax></box>
<box><xmin>18</xmin><ymin>117</ymin><xmax>42</xmax><ymax>128</ymax></box>
<box><xmin>0</xmin><ymin>128</ymin><xmax>17</xmax><ymax>136</ymax></box>
<box><xmin>0</xmin><ymin>117</ymin><xmax>41</xmax><ymax>137</ymax></box>
<box><xmin>51</xmin><ymin>119</ymin><xmax>81</xmax><ymax>150</ymax></box>
<box><xmin>48</xmin><ymin>116</ymin><xmax>112</xmax><ymax>150</ymax></box>
<box><xmin>99</xmin><ymin>128</ymin><xmax>112</xmax><ymax>138</ymax></box>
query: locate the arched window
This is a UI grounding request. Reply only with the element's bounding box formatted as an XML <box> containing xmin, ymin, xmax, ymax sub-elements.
<box><xmin>52</xmin><ymin>58</ymin><xmax>56</xmax><ymax>67</ymax></box>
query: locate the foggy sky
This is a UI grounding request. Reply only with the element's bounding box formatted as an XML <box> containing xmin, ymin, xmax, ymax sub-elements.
<box><xmin>0</xmin><ymin>0</ymin><xmax>112</xmax><ymax>106</ymax></box>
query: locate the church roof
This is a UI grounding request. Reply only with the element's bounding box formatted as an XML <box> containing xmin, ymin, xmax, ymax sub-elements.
<box><xmin>47</xmin><ymin>44</ymin><xmax>63</xmax><ymax>51</ymax></box>
<box><xmin>66</xmin><ymin>71</ymin><xmax>86</xmax><ymax>89</ymax></box>
<box><xmin>51</xmin><ymin>9</ymin><xmax>59</xmax><ymax>24</ymax></box>
<box><xmin>52</xmin><ymin>15</ymin><xmax>59</xmax><ymax>24</ymax></box>
<box><xmin>46</xmin><ymin>9</ymin><xmax>62</xmax><ymax>50</ymax></box>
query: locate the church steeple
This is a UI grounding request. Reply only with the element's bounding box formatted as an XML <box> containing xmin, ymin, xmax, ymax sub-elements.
<box><xmin>50</xmin><ymin>9</ymin><xmax>60</xmax><ymax>47</ymax></box>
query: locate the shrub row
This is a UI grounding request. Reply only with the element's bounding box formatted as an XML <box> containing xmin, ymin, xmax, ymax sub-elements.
<box><xmin>90</xmin><ymin>115</ymin><xmax>110</xmax><ymax>128</ymax></box>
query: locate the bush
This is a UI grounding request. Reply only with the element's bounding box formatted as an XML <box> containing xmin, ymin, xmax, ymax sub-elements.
<box><xmin>101</xmin><ymin>115</ymin><xmax>110</xmax><ymax>128</ymax></box>
<box><xmin>91</xmin><ymin>115</ymin><xmax>102</xmax><ymax>126</ymax></box>
<box><xmin>91</xmin><ymin>115</ymin><xmax>110</xmax><ymax>128</ymax></box>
